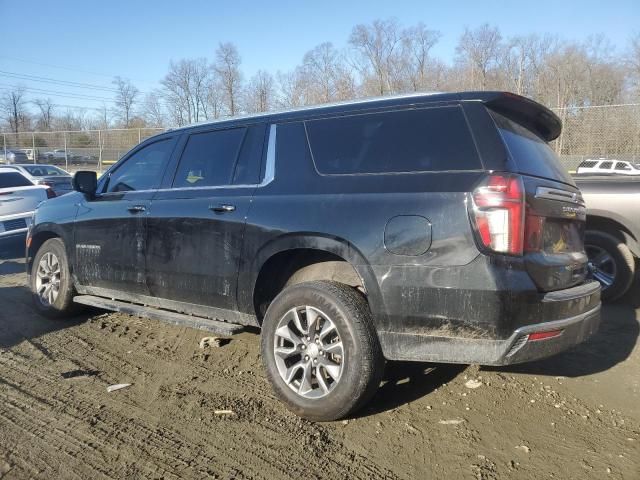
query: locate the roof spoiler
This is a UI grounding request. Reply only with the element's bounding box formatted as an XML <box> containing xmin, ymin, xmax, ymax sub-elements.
<box><xmin>479</xmin><ymin>92</ymin><xmax>562</xmax><ymax>142</ymax></box>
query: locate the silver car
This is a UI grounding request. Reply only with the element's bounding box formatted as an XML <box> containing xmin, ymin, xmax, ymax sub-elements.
<box><xmin>0</xmin><ymin>170</ymin><xmax>53</xmax><ymax>238</ymax></box>
<box><xmin>0</xmin><ymin>149</ymin><xmax>29</xmax><ymax>164</ymax></box>
<box><xmin>0</xmin><ymin>164</ymin><xmax>73</xmax><ymax>196</ymax></box>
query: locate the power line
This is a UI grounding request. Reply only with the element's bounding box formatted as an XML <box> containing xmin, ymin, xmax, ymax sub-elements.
<box><xmin>0</xmin><ymin>85</ymin><xmax>113</xmax><ymax>102</ymax></box>
<box><xmin>0</xmin><ymin>70</ymin><xmax>120</xmax><ymax>93</ymax></box>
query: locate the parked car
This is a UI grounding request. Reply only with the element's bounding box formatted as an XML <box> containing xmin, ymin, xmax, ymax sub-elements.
<box><xmin>0</xmin><ymin>170</ymin><xmax>54</xmax><ymax>239</ymax></box>
<box><xmin>576</xmin><ymin>158</ymin><xmax>640</xmax><ymax>175</ymax></box>
<box><xmin>0</xmin><ymin>164</ymin><xmax>73</xmax><ymax>196</ymax></box>
<box><xmin>574</xmin><ymin>175</ymin><xmax>640</xmax><ymax>301</ymax></box>
<box><xmin>0</xmin><ymin>149</ymin><xmax>29</xmax><ymax>164</ymax></box>
<box><xmin>43</xmin><ymin>149</ymin><xmax>71</xmax><ymax>165</ymax></box>
<box><xmin>27</xmin><ymin>92</ymin><xmax>601</xmax><ymax>421</ymax></box>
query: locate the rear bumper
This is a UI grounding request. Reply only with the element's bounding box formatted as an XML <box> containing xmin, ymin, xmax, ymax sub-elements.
<box><xmin>379</xmin><ymin>304</ymin><xmax>600</xmax><ymax>365</ymax></box>
<box><xmin>379</xmin><ymin>280</ymin><xmax>602</xmax><ymax>365</ymax></box>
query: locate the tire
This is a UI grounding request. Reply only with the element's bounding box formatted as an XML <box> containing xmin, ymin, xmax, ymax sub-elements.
<box><xmin>260</xmin><ymin>280</ymin><xmax>384</xmax><ymax>421</ymax></box>
<box><xmin>585</xmin><ymin>230</ymin><xmax>635</xmax><ymax>302</ymax></box>
<box><xmin>31</xmin><ymin>238</ymin><xmax>81</xmax><ymax>318</ymax></box>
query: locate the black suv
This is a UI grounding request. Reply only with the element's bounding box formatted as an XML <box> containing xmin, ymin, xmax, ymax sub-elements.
<box><xmin>27</xmin><ymin>92</ymin><xmax>601</xmax><ymax>421</ymax></box>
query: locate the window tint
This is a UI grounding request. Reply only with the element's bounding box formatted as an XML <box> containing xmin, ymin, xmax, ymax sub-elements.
<box><xmin>578</xmin><ymin>161</ymin><xmax>597</xmax><ymax>168</ymax></box>
<box><xmin>105</xmin><ymin>139</ymin><xmax>173</xmax><ymax>193</ymax></box>
<box><xmin>173</xmin><ymin>128</ymin><xmax>246</xmax><ymax>188</ymax></box>
<box><xmin>306</xmin><ymin>107</ymin><xmax>480</xmax><ymax>174</ymax></box>
<box><xmin>0</xmin><ymin>172</ymin><xmax>33</xmax><ymax>188</ymax></box>
<box><xmin>615</xmin><ymin>162</ymin><xmax>631</xmax><ymax>171</ymax></box>
<box><xmin>599</xmin><ymin>161</ymin><xmax>613</xmax><ymax>169</ymax></box>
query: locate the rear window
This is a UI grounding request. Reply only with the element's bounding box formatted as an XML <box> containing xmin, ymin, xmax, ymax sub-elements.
<box><xmin>490</xmin><ymin>110</ymin><xmax>573</xmax><ymax>185</ymax></box>
<box><xmin>0</xmin><ymin>172</ymin><xmax>33</xmax><ymax>188</ymax></box>
<box><xmin>23</xmin><ymin>165</ymin><xmax>67</xmax><ymax>176</ymax></box>
<box><xmin>306</xmin><ymin>106</ymin><xmax>481</xmax><ymax>175</ymax></box>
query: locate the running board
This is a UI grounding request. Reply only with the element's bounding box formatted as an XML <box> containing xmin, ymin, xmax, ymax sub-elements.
<box><xmin>73</xmin><ymin>295</ymin><xmax>244</xmax><ymax>336</ymax></box>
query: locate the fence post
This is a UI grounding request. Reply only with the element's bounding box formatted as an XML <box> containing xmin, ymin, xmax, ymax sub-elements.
<box><xmin>32</xmin><ymin>132</ymin><xmax>36</xmax><ymax>164</ymax></box>
<box><xmin>138</xmin><ymin>128</ymin><xmax>141</xmax><ymax>144</ymax></box>
<box><xmin>98</xmin><ymin>129</ymin><xmax>102</xmax><ymax>172</ymax></box>
<box><xmin>2</xmin><ymin>133</ymin><xmax>6</xmax><ymax>161</ymax></box>
<box><xmin>64</xmin><ymin>132</ymin><xmax>68</xmax><ymax>170</ymax></box>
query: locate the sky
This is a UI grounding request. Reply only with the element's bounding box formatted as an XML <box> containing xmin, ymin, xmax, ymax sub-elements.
<box><xmin>0</xmin><ymin>0</ymin><xmax>638</xmax><ymax>113</ymax></box>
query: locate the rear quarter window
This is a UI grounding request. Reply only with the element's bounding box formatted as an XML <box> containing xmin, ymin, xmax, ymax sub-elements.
<box><xmin>305</xmin><ymin>106</ymin><xmax>481</xmax><ymax>175</ymax></box>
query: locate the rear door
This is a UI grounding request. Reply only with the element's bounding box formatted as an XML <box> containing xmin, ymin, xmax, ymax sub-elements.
<box><xmin>488</xmin><ymin>110</ymin><xmax>588</xmax><ymax>291</ymax></box>
<box><xmin>146</xmin><ymin>123</ymin><xmax>266</xmax><ymax>311</ymax></box>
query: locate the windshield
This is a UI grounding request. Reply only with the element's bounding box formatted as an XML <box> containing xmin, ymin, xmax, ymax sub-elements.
<box><xmin>23</xmin><ymin>165</ymin><xmax>67</xmax><ymax>176</ymax></box>
<box><xmin>490</xmin><ymin>110</ymin><xmax>574</xmax><ymax>185</ymax></box>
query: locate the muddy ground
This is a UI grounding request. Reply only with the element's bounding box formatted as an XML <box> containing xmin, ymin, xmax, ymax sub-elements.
<box><xmin>0</xmin><ymin>235</ymin><xmax>638</xmax><ymax>479</ymax></box>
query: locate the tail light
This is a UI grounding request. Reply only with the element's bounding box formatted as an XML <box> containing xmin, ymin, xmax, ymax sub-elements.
<box><xmin>46</xmin><ymin>188</ymin><xmax>56</xmax><ymax>199</ymax></box>
<box><xmin>38</xmin><ymin>180</ymin><xmax>55</xmax><ymax>187</ymax></box>
<box><xmin>469</xmin><ymin>173</ymin><xmax>525</xmax><ymax>255</ymax></box>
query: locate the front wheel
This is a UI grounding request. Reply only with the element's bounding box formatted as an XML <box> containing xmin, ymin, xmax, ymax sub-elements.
<box><xmin>260</xmin><ymin>281</ymin><xmax>384</xmax><ymax>421</ymax></box>
<box><xmin>31</xmin><ymin>238</ymin><xmax>81</xmax><ymax>318</ymax></box>
<box><xmin>585</xmin><ymin>230</ymin><xmax>635</xmax><ymax>302</ymax></box>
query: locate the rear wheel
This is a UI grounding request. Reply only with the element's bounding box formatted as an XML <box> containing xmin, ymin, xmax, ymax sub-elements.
<box><xmin>585</xmin><ymin>230</ymin><xmax>635</xmax><ymax>302</ymax></box>
<box><xmin>260</xmin><ymin>281</ymin><xmax>384</xmax><ymax>421</ymax></box>
<box><xmin>31</xmin><ymin>238</ymin><xmax>81</xmax><ymax>318</ymax></box>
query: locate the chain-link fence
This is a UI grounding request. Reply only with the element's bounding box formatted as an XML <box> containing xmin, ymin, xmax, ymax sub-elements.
<box><xmin>1</xmin><ymin>104</ymin><xmax>639</xmax><ymax>174</ymax></box>
<box><xmin>0</xmin><ymin>127</ymin><xmax>164</xmax><ymax>173</ymax></box>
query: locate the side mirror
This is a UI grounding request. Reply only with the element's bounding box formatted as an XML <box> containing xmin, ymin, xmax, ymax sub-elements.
<box><xmin>73</xmin><ymin>171</ymin><xmax>98</xmax><ymax>197</ymax></box>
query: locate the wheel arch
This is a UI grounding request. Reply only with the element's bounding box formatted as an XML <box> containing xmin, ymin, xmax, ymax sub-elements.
<box><xmin>586</xmin><ymin>212</ymin><xmax>639</xmax><ymax>258</ymax></box>
<box><xmin>242</xmin><ymin>234</ymin><xmax>385</xmax><ymax>327</ymax></box>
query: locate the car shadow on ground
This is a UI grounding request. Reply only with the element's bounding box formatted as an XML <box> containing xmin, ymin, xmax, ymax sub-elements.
<box><xmin>483</xmin><ymin>300</ymin><xmax>639</xmax><ymax>378</ymax></box>
<box><xmin>0</xmin><ymin>286</ymin><xmax>89</xmax><ymax>350</ymax></box>
<box><xmin>357</xmin><ymin>362</ymin><xmax>467</xmax><ymax>418</ymax></box>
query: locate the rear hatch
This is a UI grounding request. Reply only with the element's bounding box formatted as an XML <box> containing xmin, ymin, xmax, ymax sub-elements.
<box><xmin>39</xmin><ymin>175</ymin><xmax>73</xmax><ymax>192</ymax></box>
<box><xmin>488</xmin><ymin>106</ymin><xmax>588</xmax><ymax>292</ymax></box>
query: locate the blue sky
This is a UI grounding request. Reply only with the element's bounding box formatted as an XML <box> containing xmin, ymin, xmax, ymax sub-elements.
<box><xmin>1</xmin><ymin>0</ymin><xmax>638</xmax><ymax>112</ymax></box>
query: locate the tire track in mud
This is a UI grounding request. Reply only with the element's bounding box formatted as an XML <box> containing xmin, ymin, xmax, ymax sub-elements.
<box><xmin>0</xmin><ymin>311</ymin><xmax>399</xmax><ymax>480</ymax></box>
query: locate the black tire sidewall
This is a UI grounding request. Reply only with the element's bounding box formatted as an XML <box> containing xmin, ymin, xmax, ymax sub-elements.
<box><xmin>261</xmin><ymin>281</ymin><xmax>380</xmax><ymax>421</ymax></box>
<box><xmin>31</xmin><ymin>238</ymin><xmax>76</xmax><ymax>318</ymax></box>
<box><xmin>586</xmin><ymin>230</ymin><xmax>635</xmax><ymax>302</ymax></box>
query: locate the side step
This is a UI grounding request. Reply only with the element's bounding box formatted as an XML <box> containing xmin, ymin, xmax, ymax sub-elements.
<box><xmin>73</xmin><ymin>295</ymin><xmax>244</xmax><ymax>336</ymax></box>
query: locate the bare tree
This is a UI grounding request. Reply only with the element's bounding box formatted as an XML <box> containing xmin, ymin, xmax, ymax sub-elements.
<box><xmin>1</xmin><ymin>87</ymin><xmax>27</xmax><ymax>133</ymax></box>
<box><xmin>112</xmin><ymin>76</ymin><xmax>139</xmax><ymax>128</ymax></box>
<box><xmin>142</xmin><ymin>91</ymin><xmax>166</xmax><ymax>127</ymax></box>
<box><xmin>349</xmin><ymin>19</ymin><xmax>404</xmax><ymax>95</ymax></box>
<box><xmin>455</xmin><ymin>24</ymin><xmax>503</xmax><ymax>89</ymax></box>
<box><xmin>628</xmin><ymin>33</ymin><xmax>640</xmax><ymax>98</ymax></box>
<box><xmin>33</xmin><ymin>98</ymin><xmax>55</xmax><ymax>130</ymax></box>
<box><xmin>245</xmin><ymin>70</ymin><xmax>276</xmax><ymax>113</ymax></box>
<box><xmin>214</xmin><ymin>42</ymin><xmax>243</xmax><ymax>116</ymax></box>
<box><xmin>400</xmin><ymin>23</ymin><xmax>442</xmax><ymax>91</ymax></box>
<box><xmin>276</xmin><ymin>68</ymin><xmax>309</xmax><ymax>108</ymax></box>
<box><xmin>161</xmin><ymin>59</ymin><xmax>210</xmax><ymax>125</ymax></box>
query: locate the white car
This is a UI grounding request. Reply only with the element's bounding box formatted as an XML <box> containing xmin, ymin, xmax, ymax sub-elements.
<box><xmin>0</xmin><ymin>170</ymin><xmax>55</xmax><ymax>238</ymax></box>
<box><xmin>576</xmin><ymin>159</ymin><xmax>640</xmax><ymax>175</ymax></box>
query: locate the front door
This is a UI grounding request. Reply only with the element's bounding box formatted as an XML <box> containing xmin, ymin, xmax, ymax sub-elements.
<box><xmin>73</xmin><ymin>136</ymin><xmax>178</xmax><ymax>296</ymax></box>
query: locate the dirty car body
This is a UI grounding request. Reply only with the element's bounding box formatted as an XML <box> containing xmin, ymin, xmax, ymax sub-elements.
<box><xmin>28</xmin><ymin>92</ymin><xmax>600</xmax><ymax>370</ymax></box>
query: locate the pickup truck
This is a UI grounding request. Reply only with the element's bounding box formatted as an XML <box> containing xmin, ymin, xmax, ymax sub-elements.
<box><xmin>575</xmin><ymin>175</ymin><xmax>640</xmax><ymax>301</ymax></box>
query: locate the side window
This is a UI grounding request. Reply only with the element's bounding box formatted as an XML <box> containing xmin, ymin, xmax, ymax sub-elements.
<box><xmin>173</xmin><ymin>128</ymin><xmax>246</xmax><ymax>188</ymax></box>
<box><xmin>579</xmin><ymin>161</ymin><xmax>597</xmax><ymax>168</ymax></box>
<box><xmin>615</xmin><ymin>162</ymin><xmax>631</xmax><ymax>171</ymax></box>
<box><xmin>105</xmin><ymin>139</ymin><xmax>174</xmax><ymax>193</ymax></box>
<box><xmin>599</xmin><ymin>161</ymin><xmax>613</xmax><ymax>169</ymax></box>
<box><xmin>305</xmin><ymin>106</ymin><xmax>481</xmax><ymax>175</ymax></box>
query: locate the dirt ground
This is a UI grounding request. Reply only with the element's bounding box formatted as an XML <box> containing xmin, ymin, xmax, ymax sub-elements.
<box><xmin>1</xmin><ymin>235</ymin><xmax>638</xmax><ymax>480</ymax></box>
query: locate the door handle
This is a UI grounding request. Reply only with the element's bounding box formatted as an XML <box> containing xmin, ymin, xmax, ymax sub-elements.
<box><xmin>209</xmin><ymin>204</ymin><xmax>236</xmax><ymax>213</ymax></box>
<box><xmin>127</xmin><ymin>205</ymin><xmax>146</xmax><ymax>213</ymax></box>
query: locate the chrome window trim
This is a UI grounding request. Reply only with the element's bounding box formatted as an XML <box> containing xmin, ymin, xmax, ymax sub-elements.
<box><xmin>96</xmin><ymin>124</ymin><xmax>276</xmax><ymax>197</ymax></box>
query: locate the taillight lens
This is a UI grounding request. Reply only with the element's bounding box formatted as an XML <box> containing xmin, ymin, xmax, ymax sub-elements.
<box><xmin>470</xmin><ymin>173</ymin><xmax>525</xmax><ymax>255</ymax></box>
<box><xmin>46</xmin><ymin>188</ymin><xmax>56</xmax><ymax>199</ymax></box>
